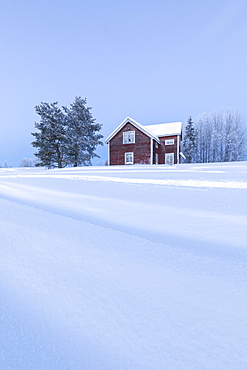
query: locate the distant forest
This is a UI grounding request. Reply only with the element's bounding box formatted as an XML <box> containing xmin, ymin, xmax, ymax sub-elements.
<box><xmin>182</xmin><ymin>109</ymin><xmax>246</xmax><ymax>163</ymax></box>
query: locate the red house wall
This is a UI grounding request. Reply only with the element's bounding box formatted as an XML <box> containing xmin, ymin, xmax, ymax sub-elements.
<box><xmin>109</xmin><ymin>122</ymin><xmax>151</xmax><ymax>165</ymax></box>
<box><xmin>157</xmin><ymin>135</ymin><xmax>179</xmax><ymax>164</ymax></box>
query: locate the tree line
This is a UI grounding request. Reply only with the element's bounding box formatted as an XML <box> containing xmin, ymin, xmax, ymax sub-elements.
<box><xmin>182</xmin><ymin>109</ymin><xmax>247</xmax><ymax>163</ymax></box>
<box><xmin>32</xmin><ymin>97</ymin><xmax>103</xmax><ymax>168</ymax></box>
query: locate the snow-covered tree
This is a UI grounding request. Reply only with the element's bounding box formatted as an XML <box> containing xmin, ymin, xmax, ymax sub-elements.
<box><xmin>182</xmin><ymin>116</ymin><xmax>196</xmax><ymax>162</ymax></box>
<box><xmin>0</xmin><ymin>160</ymin><xmax>11</xmax><ymax>168</ymax></box>
<box><xmin>19</xmin><ymin>158</ymin><xmax>36</xmax><ymax>167</ymax></box>
<box><xmin>32</xmin><ymin>98</ymin><xmax>103</xmax><ymax>168</ymax></box>
<box><xmin>32</xmin><ymin>102</ymin><xmax>67</xmax><ymax>168</ymax></box>
<box><xmin>64</xmin><ymin>97</ymin><xmax>103</xmax><ymax>167</ymax></box>
<box><xmin>193</xmin><ymin>109</ymin><xmax>246</xmax><ymax>163</ymax></box>
<box><xmin>224</xmin><ymin>110</ymin><xmax>246</xmax><ymax>162</ymax></box>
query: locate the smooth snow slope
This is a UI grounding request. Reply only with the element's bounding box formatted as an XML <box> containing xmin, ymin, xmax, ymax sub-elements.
<box><xmin>0</xmin><ymin>162</ymin><xmax>247</xmax><ymax>369</ymax></box>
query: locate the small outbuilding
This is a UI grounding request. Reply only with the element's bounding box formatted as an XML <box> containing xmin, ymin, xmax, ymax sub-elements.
<box><xmin>105</xmin><ymin>117</ymin><xmax>182</xmax><ymax>165</ymax></box>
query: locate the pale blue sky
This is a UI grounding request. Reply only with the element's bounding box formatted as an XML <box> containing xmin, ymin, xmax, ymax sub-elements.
<box><xmin>1</xmin><ymin>0</ymin><xmax>247</xmax><ymax>165</ymax></box>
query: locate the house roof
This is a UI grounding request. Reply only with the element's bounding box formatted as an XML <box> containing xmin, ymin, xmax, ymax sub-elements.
<box><xmin>105</xmin><ymin>117</ymin><xmax>182</xmax><ymax>143</ymax></box>
<box><xmin>144</xmin><ymin>122</ymin><xmax>182</xmax><ymax>137</ymax></box>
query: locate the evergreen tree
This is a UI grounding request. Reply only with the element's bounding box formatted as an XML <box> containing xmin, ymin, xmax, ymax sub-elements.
<box><xmin>65</xmin><ymin>97</ymin><xmax>103</xmax><ymax>167</ymax></box>
<box><xmin>32</xmin><ymin>98</ymin><xmax>103</xmax><ymax>168</ymax></box>
<box><xmin>32</xmin><ymin>102</ymin><xmax>67</xmax><ymax>168</ymax></box>
<box><xmin>183</xmin><ymin>116</ymin><xmax>196</xmax><ymax>163</ymax></box>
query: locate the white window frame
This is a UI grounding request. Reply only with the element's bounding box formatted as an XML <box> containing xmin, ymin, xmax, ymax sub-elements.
<box><xmin>123</xmin><ymin>131</ymin><xmax>135</xmax><ymax>144</ymax></box>
<box><xmin>125</xmin><ymin>152</ymin><xmax>134</xmax><ymax>165</ymax></box>
<box><xmin>165</xmin><ymin>153</ymin><xmax>174</xmax><ymax>165</ymax></box>
<box><xmin>165</xmin><ymin>139</ymin><xmax>174</xmax><ymax>145</ymax></box>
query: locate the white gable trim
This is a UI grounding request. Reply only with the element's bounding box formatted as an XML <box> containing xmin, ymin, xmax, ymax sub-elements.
<box><xmin>105</xmin><ymin>117</ymin><xmax>160</xmax><ymax>144</ymax></box>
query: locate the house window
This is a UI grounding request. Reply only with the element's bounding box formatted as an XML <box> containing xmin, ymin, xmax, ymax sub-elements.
<box><xmin>125</xmin><ymin>152</ymin><xmax>134</xmax><ymax>164</ymax></box>
<box><xmin>123</xmin><ymin>131</ymin><xmax>135</xmax><ymax>144</ymax></box>
<box><xmin>165</xmin><ymin>139</ymin><xmax>174</xmax><ymax>145</ymax></box>
<box><xmin>165</xmin><ymin>153</ymin><xmax>174</xmax><ymax>165</ymax></box>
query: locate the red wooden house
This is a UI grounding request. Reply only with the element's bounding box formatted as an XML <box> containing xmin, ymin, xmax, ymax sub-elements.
<box><xmin>105</xmin><ymin>117</ymin><xmax>182</xmax><ymax>165</ymax></box>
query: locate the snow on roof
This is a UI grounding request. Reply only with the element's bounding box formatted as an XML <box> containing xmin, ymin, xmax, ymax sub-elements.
<box><xmin>144</xmin><ymin>122</ymin><xmax>182</xmax><ymax>137</ymax></box>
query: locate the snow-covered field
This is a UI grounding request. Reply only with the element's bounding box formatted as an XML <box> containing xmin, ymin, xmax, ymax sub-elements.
<box><xmin>1</xmin><ymin>162</ymin><xmax>247</xmax><ymax>369</ymax></box>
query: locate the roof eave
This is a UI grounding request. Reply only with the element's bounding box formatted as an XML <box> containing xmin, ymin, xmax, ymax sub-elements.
<box><xmin>157</xmin><ymin>132</ymin><xmax>182</xmax><ymax>138</ymax></box>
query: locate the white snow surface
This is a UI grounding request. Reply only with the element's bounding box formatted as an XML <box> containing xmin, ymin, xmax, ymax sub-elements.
<box><xmin>1</xmin><ymin>162</ymin><xmax>247</xmax><ymax>369</ymax></box>
<box><xmin>144</xmin><ymin>121</ymin><xmax>182</xmax><ymax>137</ymax></box>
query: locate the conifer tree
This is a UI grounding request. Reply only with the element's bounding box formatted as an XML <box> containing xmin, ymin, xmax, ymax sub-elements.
<box><xmin>32</xmin><ymin>98</ymin><xmax>103</xmax><ymax>168</ymax></box>
<box><xmin>32</xmin><ymin>102</ymin><xmax>67</xmax><ymax>168</ymax></box>
<box><xmin>65</xmin><ymin>97</ymin><xmax>103</xmax><ymax>167</ymax></box>
<box><xmin>183</xmin><ymin>116</ymin><xmax>196</xmax><ymax>163</ymax></box>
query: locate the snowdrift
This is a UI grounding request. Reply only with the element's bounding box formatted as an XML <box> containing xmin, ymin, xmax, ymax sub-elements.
<box><xmin>0</xmin><ymin>162</ymin><xmax>247</xmax><ymax>369</ymax></box>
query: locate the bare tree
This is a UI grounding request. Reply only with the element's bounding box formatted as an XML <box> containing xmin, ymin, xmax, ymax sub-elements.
<box><xmin>19</xmin><ymin>158</ymin><xmax>36</xmax><ymax>167</ymax></box>
<box><xmin>0</xmin><ymin>161</ymin><xmax>11</xmax><ymax>168</ymax></box>
<box><xmin>194</xmin><ymin>109</ymin><xmax>247</xmax><ymax>163</ymax></box>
